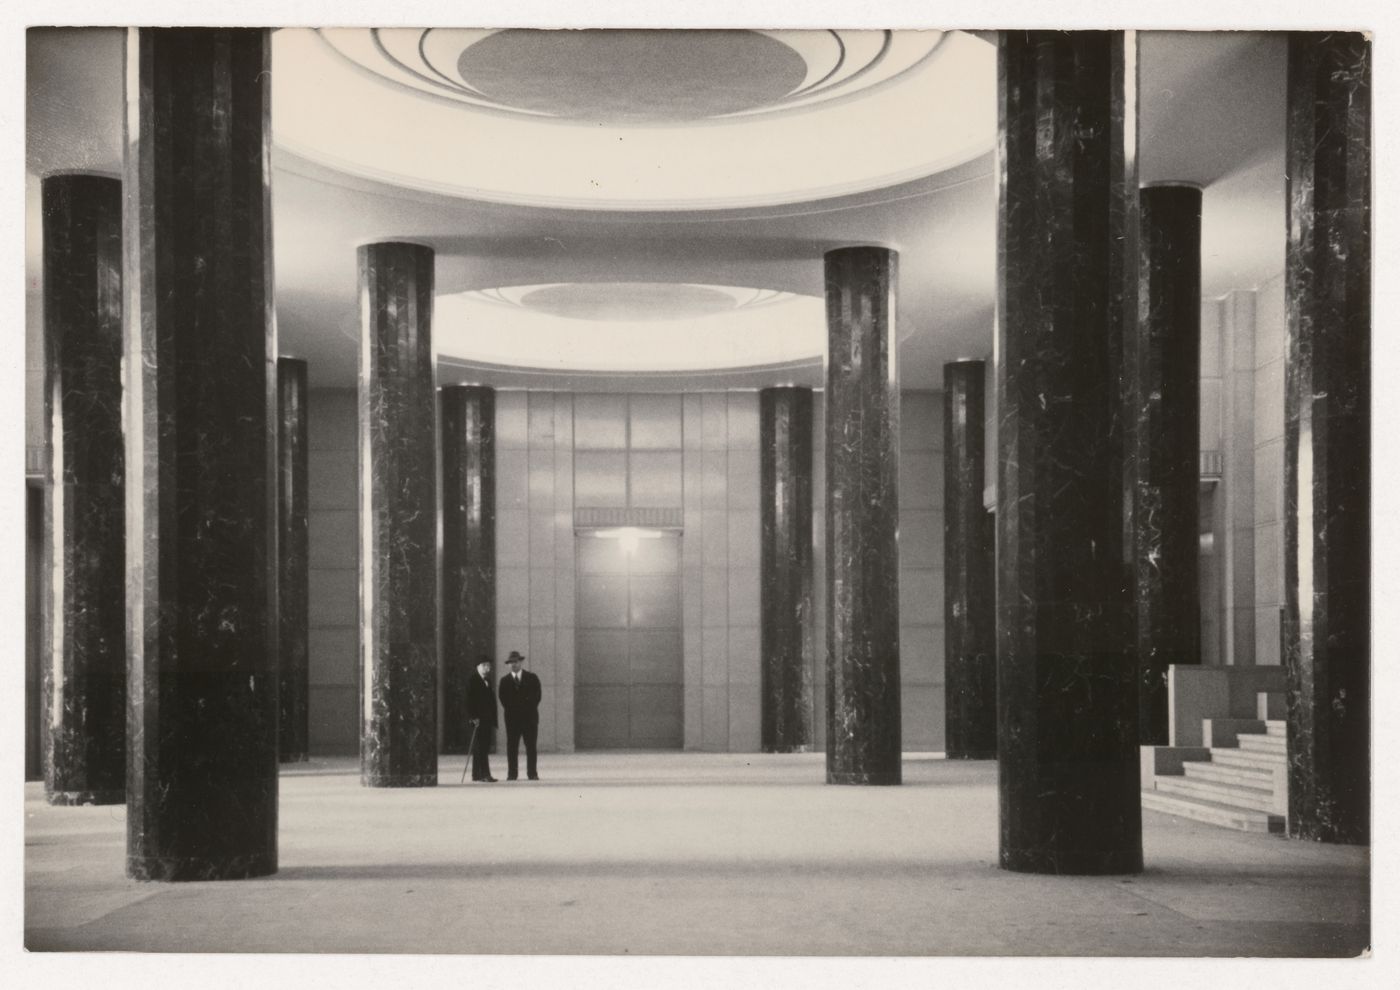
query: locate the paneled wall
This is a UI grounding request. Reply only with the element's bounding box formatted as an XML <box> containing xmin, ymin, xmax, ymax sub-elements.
<box><xmin>1199</xmin><ymin>298</ymin><xmax>1225</xmax><ymax>666</ymax></box>
<box><xmin>494</xmin><ymin>391</ymin><xmax>576</xmax><ymax>752</ymax></box>
<box><xmin>307</xmin><ymin>388</ymin><xmax>359</xmax><ymax>752</ymax></box>
<box><xmin>1198</xmin><ymin>270</ymin><xmax>1287</xmax><ymax>670</ymax></box>
<box><xmin>897</xmin><ymin>392</ymin><xmax>946</xmax><ymax>751</ymax></box>
<box><xmin>1251</xmin><ymin>273</ymin><xmax>1286</xmax><ymax>666</ymax></box>
<box><xmin>1211</xmin><ymin>290</ymin><xmax>1256</xmax><ymax>666</ymax></box>
<box><xmin>681</xmin><ymin>392</ymin><xmax>762</xmax><ymax>751</ymax></box>
<box><xmin>300</xmin><ymin>386</ymin><xmax>947</xmax><ymax>754</ymax></box>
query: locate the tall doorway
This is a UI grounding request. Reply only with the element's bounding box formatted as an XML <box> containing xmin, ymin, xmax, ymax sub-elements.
<box><xmin>575</xmin><ymin>530</ymin><xmax>682</xmax><ymax>749</ymax></box>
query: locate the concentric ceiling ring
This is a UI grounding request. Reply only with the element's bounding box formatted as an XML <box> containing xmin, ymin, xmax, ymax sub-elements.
<box><xmin>272</xmin><ymin>29</ymin><xmax>996</xmax><ymax>210</ymax></box>
<box><xmin>317</xmin><ymin>29</ymin><xmax>936</xmax><ymax>125</ymax></box>
<box><xmin>470</xmin><ymin>282</ymin><xmax>797</xmax><ymax>322</ymax></box>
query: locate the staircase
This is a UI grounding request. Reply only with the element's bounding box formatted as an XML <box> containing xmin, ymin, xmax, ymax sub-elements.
<box><xmin>1142</xmin><ymin>707</ymin><xmax>1288</xmax><ymax>834</ymax></box>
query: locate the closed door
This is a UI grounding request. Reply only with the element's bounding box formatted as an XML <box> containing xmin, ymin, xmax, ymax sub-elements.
<box><xmin>576</xmin><ymin>532</ymin><xmax>682</xmax><ymax>749</ymax></box>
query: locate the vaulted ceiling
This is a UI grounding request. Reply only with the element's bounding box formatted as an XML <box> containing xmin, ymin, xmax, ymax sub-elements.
<box><xmin>26</xmin><ymin>28</ymin><xmax>1287</xmax><ymax>391</ymax></box>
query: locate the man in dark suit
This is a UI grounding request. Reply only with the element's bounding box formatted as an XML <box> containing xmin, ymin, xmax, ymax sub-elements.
<box><xmin>498</xmin><ymin>650</ymin><xmax>542</xmax><ymax>781</ymax></box>
<box><xmin>466</xmin><ymin>657</ymin><xmax>498</xmax><ymax>782</ymax></box>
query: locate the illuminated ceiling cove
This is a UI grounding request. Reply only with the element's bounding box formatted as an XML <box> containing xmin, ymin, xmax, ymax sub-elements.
<box><xmin>434</xmin><ymin>283</ymin><xmax>824</xmax><ymax>372</ymax></box>
<box><xmin>271</xmin><ymin>28</ymin><xmax>996</xmax><ymax>210</ymax></box>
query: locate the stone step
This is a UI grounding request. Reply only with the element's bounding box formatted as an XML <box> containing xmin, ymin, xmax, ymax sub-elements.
<box><xmin>1238</xmin><ymin>733</ymin><xmax>1287</xmax><ymax>754</ymax></box>
<box><xmin>1142</xmin><ymin>789</ymin><xmax>1284</xmax><ymax>834</ymax></box>
<box><xmin>1154</xmin><ymin>775</ymin><xmax>1278</xmax><ymax>814</ymax></box>
<box><xmin>1183</xmin><ymin>760</ymin><xmax>1275</xmax><ymax>789</ymax></box>
<box><xmin>1211</xmin><ymin>747</ymin><xmax>1286</xmax><ymax>771</ymax></box>
<box><xmin>1265</xmin><ymin>720</ymin><xmax>1286</xmax><ymax>738</ymax></box>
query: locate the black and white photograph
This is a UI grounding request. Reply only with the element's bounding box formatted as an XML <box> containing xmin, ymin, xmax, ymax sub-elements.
<box><xmin>10</xmin><ymin>0</ymin><xmax>1394</xmax><ymax>984</ymax></box>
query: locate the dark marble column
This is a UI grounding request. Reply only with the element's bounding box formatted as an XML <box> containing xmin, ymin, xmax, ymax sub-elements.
<box><xmin>124</xmin><ymin>29</ymin><xmax>278</xmax><ymax>880</ymax></box>
<box><xmin>1133</xmin><ymin>185</ymin><xmax>1203</xmax><ymax>745</ymax></box>
<box><xmin>441</xmin><ymin>385</ymin><xmax>495</xmax><ymax>755</ymax></box>
<box><xmin>943</xmin><ymin>360</ymin><xmax>995</xmax><ymax>760</ymax></box>
<box><xmin>27</xmin><ymin>485</ymin><xmax>44</xmax><ymax>783</ymax></box>
<box><xmin>41</xmin><ymin>173</ymin><xmax>126</xmax><ymax>806</ymax></box>
<box><xmin>359</xmin><ymin>241</ymin><xmax>439</xmax><ymax>787</ymax></box>
<box><xmin>760</xmin><ymin>386</ymin><xmax>815</xmax><ymax>753</ymax></box>
<box><xmin>1283</xmin><ymin>33</ymin><xmax>1370</xmax><ymax>845</ymax></box>
<box><xmin>824</xmin><ymin>247</ymin><xmax>901</xmax><ymax>785</ymax></box>
<box><xmin>996</xmin><ymin>31</ymin><xmax>1141</xmax><ymax>874</ymax></box>
<box><xmin>277</xmin><ymin>358</ymin><xmax>310</xmax><ymax>763</ymax></box>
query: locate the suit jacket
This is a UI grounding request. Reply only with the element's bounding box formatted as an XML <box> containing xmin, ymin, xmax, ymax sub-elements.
<box><xmin>498</xmin><ymin>670</ymin><xmax>542</xmax><ymax>726</ymax></box>
<box><xmin>466</xmin><ymin>673</ymin><xmax>498</xmax><ymax>727</ymax></box>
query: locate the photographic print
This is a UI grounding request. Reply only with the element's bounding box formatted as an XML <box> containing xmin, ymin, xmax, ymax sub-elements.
<box><xmin>17</xmin><ymin>2</ymin><xmax>1381</xmax><ymax>979</ymax></box>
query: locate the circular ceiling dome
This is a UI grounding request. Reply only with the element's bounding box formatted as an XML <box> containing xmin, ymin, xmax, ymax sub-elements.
<box><xmin>456</xmin><ymin>30</ymin><xmax>808</xmax><ymax>123</ymax></box>
<box><xmin>273</xmin><ymin>28</ymin><xmax>996</xmax><ymax>209</ymax></box>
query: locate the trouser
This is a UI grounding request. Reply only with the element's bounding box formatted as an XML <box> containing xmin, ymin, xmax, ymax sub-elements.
<box><xmin>471</xmin><ymin>722</ymin><xmax>494</xmax><ymax>780</ymax></box>
<box><xmin>505</xmin><ymin>718</ymin><xmax>539</xmax><ymax>779</ymax></box>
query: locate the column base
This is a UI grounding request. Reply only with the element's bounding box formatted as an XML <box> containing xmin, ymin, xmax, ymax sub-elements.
<box><xmin>127</xmin><ymin>851</ymin><xmax>277</xmax><ymax>882</ymax></box>
<box><xmin>1287</xmin><ymin>817</ymin><xmax>1368</xmax><ymax>846</ymax></box>
<box><xmin>945</xmin><ymin>750</ymin><xmax>997</xmax><ymax>760</ymax></box>
<box><xmin>361</xmin><ymin>772</ymin><xmax>438</xmax><ymax>788</ymax></box>
<box><xmin>999</xmin><ymin>846</ymin><xmax>1143</xmax><ymax>876</ymax></box>
<box><xmin>763</xmin><ymin>743</ymin><xmax>812</xmax><ymax>754</ymax></box>
<box><xmin>47</xmin><ymin>788</ymin><xmax>125</xmax><ymax>807</ymax></box>
<box><xmin>826</xmin><ymin>770</ymin><xmax>901</xmax><ymax>786</ymax></box>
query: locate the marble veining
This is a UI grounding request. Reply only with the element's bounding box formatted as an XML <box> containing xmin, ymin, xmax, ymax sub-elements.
<box><xmin>943</xmin><ymin>361</ymin><xmax>996</xmax><ymax>759</ymax></box>
<box><xmin>760</xmin><ymin>387</ymin><xmax>815</xmax><ymax>753</ymax></box>
<box><xmin>1282</xmin><ymin>32</ymin><xmax>1370</xmax><ymax>845</ymax></box>
<box><xmin>278</xmin><ymin>358</ymin><xmax>310</xmax><ymax>762</ymax></box>
<box><xmin>124</xmin><ymin>29</ymin><xmax>279</xmax><ymax>880</ymax></box>
<box><xmin>42</xmin><ymin>174</ymin><xmax>127</xmax><ymax>806</ymax></box>
<box><xmin>1132</xmin><ymin>185</ymin><xmax>1202</xmax><ymax>745</ymax></box>
<box><xmin>996</xmin><ymin>32</ymin><xmax>1141</xmax><ymax>874</ymax></box>
<box><xmin>441</xmin><ymin>386</ymin><xmax>496</xmax><ymax>755</ymax></box>
<box><xmin>824</xmin><ymin>247</ymin><xmax>901</xmax><ymax>785</ymax></box>
<box><xmin>359</xmin><ymin>241</ymin><xmax>439</xmax><ymax>787</ymax></box>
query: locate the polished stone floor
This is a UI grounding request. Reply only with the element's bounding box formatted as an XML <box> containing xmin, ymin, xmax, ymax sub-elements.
<box><xmin>23</xmin><ymin>753</ymin><xmax>1369</xmax><ymax>960</ymax></box>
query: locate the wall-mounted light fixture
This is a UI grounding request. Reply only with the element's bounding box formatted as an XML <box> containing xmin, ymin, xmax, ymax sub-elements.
<box><xmin>593</xmin><ymin>527</ymin><xmax>663</xmax><ymax>556</ymax></box>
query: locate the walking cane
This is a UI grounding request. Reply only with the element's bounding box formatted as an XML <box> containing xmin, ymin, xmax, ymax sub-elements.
<box><xmin>459</xmin><ymin>719</ymin><xmax>481</xmax><ymax>784</ymax></box>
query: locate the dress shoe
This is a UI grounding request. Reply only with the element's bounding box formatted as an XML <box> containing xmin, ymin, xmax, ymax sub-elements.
<box><xmin>528</xmin><ymin>775</ymin><xmax>540</xmax><ymax>781</ymax></box>
<box><xmin>474</xmin><ymin>776</ymin><xmax>498</xmax><ymax>783</ymax></box>
<box><xmin>506</xmin><ymin>775</ymin><xmax>518</xmax><ymax>781</ymax></box>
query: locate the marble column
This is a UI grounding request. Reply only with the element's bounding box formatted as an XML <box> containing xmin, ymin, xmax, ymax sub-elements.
<box><xmin>27</xmin><ymin>485</ymin><xmax>44</xmax><ymax>783</ymax></box>
<box><xmin>41</xmin><ymin>173</ymin><xmax>126</xmax><ymax>806</ymax></box>
<box><xmin>124</xmin><ymin>29</ymin><xmax>278</xmax><ymax>880</ymax></box>
<box><xmin>277</xmin><ymin>358</ymin><xmax>310</xmax><ymax>763</ymax></box>
<box><xmin>824</xmin><ymin>247</ymin><xmax>901</xmax><ymax>785</ymax></box>
<box><xmin>760</xmin><ymin>386</ymin><xmax>815</xmax><ymax>753</ymax></box>
<box><xmin>1133</xmin><ymin>185</ymin><xmax>1203</xmax><ymax>745</ymax></box>
<box><xmin>440</xmin><ymin>385</ymin><xmax>495</xmax><ymax>756</ymax></box>
<box><xmin>359</xmin><ymin>241</ymin><xmax>438</xmax><ymax>787</ymax></box>
<box><xmin>1283</xmin><ymin>33</ymin><xmax>1370</xmax><ymax>845</ymax></box>
<box><xmin>942</xmin><ymin>360</ymin><xmax>995</xmax><ymax>759</ymax></box>
<box><xmin>996</xmin><ymin>31</ymin><xmax>1141</xmax><ymax>874</ymax></box>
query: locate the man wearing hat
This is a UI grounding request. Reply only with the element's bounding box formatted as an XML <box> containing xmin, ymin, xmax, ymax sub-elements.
<box><xmin>466</xmin><ymin>657</ymin><xmax>498</xmax><ymax>782</ymax></box>
<box><xmin>498</xmin><ymin>650</ymin><xmax>542</xmax><ymax>781</ymax></box>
